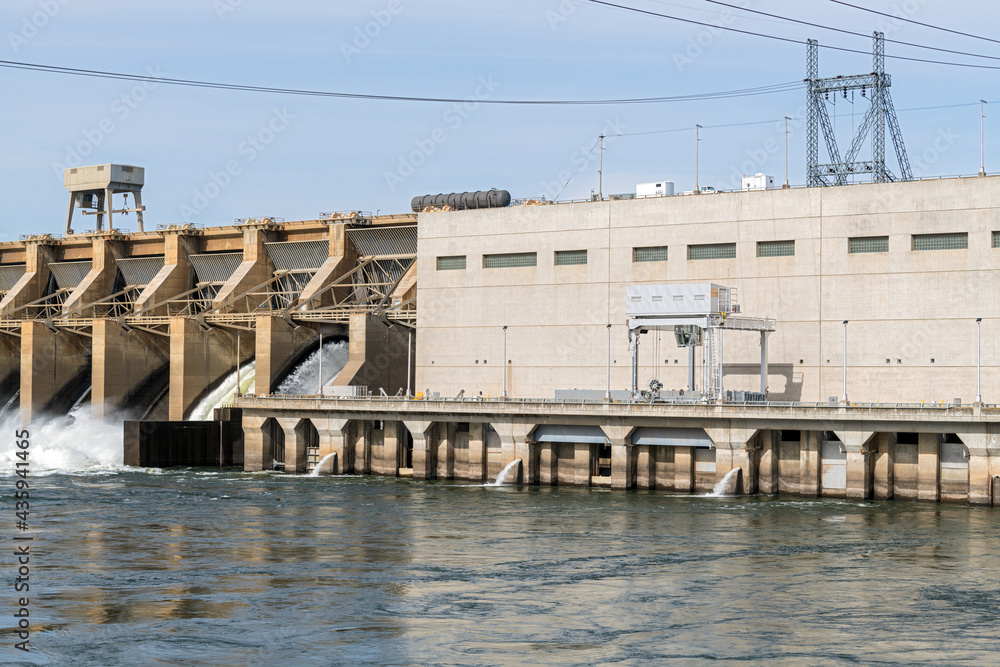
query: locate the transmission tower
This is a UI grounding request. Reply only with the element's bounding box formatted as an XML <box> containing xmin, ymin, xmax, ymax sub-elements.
<box><xmin>806</xmin><ymin>32</ymin><xmax>912</xmax><ymax>187</ymax></box>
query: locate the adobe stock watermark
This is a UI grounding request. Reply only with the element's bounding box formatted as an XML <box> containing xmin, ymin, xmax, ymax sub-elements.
<box><xmin>341</xmin><ymin>0</ymin><xmax>404</xmax><ymax>62</ymax></box>
<box><xmin>672</xmin><ymin>0</ymin><xmax>748</xmax><ymax>73</ymax></box>
<box><xmin>179</xmin><ymin>108</ymin><xmax>295</xmax><ymax>220</ymax></box>
<box><xmin>538</xmin><ymin>117</ymin><xmax>627</xmax><ymax>201</ymax></box>
<box><xmin>49</xmin><ymin>66</ymin><xmax>167</xmax><ymax>178</ymax></box>
<box><xmin>722</xmin><ymin>105</ymin><xmax>807</xmax><ymax>190</ymax></box>
<box><xmin>383</xmin><ymin>76</ymin><xmax>501</xmax><ymax>193</ymax></box>
<box><xmin>911</xmin><ymin>127</ymin><xmax>959</xmax><ymax>177</ymax></box>
<box><xmin>545</xmin><ymin>0</ymin><xmax>584</xmax><ymax>31</ymax></box>
<box><xmin>7</xmin><ymin>0</ymin><xmax>71</xmax><ymax>53</ymax></box>
<box><xmin>214</xmin><ymin>0</ymin><xmax>242</xmax><ymax>21</ymax></box>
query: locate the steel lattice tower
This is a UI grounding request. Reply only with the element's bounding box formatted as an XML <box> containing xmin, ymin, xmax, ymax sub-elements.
<box><xmin>806</xmin><ymin>32</ymin><xmax>912</xmax><ymax>186</ymax></box>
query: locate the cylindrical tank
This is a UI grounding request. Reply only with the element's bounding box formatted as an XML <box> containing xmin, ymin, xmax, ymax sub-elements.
<box><xmin>411</xmin><ymin>189</ymin><xmax>512</xmax><ymax>212</ymax></box>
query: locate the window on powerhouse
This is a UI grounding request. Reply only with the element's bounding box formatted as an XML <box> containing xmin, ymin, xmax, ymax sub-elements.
<box><xmin>849</xmin><ymin>236</ymin><xmax>889</xmax><ymax>254</ymax></box>
<box><xmin>436</xmin><ymin>255</ymin><xmax>466</xmax><ymax>271</ymax></box>
<box><xmin>554</xmin><ymin>250</ymin><xmax>587</xmax><ymax>266</ymax></box>
<box><xmin>483</xmin><ymin>252</ymin><xmax>537</xmax><ymax>268</ymax></box>
<box><xmin>757</xmin><ymin>240</ymin><xmax>795</xmax><ymax>257</ymax></box>
<box><xmin>912</xmin><ymin>233</ymin><xmax>968</xmax><ymax>251</ymax></box>
<box><xmin>688</xmin><ymin>243</ymin><xmax>736</xmax><ymax>260</ymax></box>
<box><xmin>633</xmin><ymin>246</ymin><xmax>668</xmax><ymax>262</ymax></box>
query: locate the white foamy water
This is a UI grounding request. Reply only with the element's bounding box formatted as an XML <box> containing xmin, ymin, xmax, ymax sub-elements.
<box><xmin>711</xmin><ymin>467</ymin><xmax>742</xmax><ymax>496</ymax></box>
<box><xmin>493</xmin><ymin>459</ymin><xmax>521</xmax><ymax>485</ymax></box>
<box><xmin>188</xmin><ymin>361</ymin><xmax>257</xmax><ymax>421</ymax></box>
<box><xmin>0</xmin><ymin>405</ymin><xmax>125</xmax><ymax>475</ymax></box>
<box><xmin>310</xmin><ymin>452</ymin><xmax>336</xmax><ymax>476</ymax></box>
<box><xmin>276</xmin><ymin>341</ymin><xmax>349</xmax><ymax>395</ymax></box>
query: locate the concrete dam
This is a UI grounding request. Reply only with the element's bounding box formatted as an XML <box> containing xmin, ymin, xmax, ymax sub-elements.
<box><xmin>8</xmin><ymin>163</ymin><xmax>1000</xmax><ymax>506</ymax></box>
<box><xmin>0</xmin><ymin>164</ymin><xmax>416</xmax><ymax>427</ymax></box>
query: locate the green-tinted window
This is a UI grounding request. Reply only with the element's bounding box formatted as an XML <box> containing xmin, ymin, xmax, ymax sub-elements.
<box><xmin>633</xmin><ymin>246</ymin><xmax>668</xmax><ymax>262</ymax></box>
<box><xmin>436</xmin><ymin>255</ymin><xmax>466</xmax><ymax>271</ymax></box>
<box><xmin>912</xmin><ymin>233</ymin><xmax>968</xmax><ymax>251</ymax></box>
<box><xmin>483</xmin><ymin>252</ymin><xmax>537</xmax><ymax>269</ymax></box>
<box><xmin>993</xmin><ymin>231</ymin><xmax>999</xmax><ymax>248</ymax></box>
<box><xmin>688</xmin><ymin>243</ymin><xmax>736</xmax><ymax>260</ymax></box>
<box><xmin>848</xmin><ymin>236</ymin><xmax>889</xmax><ymax>254</ymax></box>
<box><xmin>554</xmin><ymin>250</ymin><xmax>587</xmax><ymax>266</ymax></box>
<box><xmin>757</xmin><ymin>240</ymin><xmax>795</xmax><ymax>257</ymax></box>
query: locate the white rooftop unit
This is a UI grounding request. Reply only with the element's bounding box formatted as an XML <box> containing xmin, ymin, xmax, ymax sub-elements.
<box><xmin>636</xmin><ymin>181</ymin><xmax>674</xmax><ymax>198</ymax></box>
<box><xmin>742</xmin><ymin>173</ymin><xmax>776</xmax><ymax>191</ymax></box>
<box><xmin>626</xmin><ymin>283</ymin><xmax>738</xmax><ymax>317</ymax></box>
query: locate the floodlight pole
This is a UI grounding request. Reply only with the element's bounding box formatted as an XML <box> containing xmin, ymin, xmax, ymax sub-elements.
<box><xmin>981</xmin><ymin>100</ymin><xmax>987</xmax><ymax>177</ymax></box>
<box><xmin>976</xmin><ymin>318</ymin><xmax>983</xmax><ymax>404</ymax></box>
<box><xmin>695</xmin><ymin>124</ymin><xmax>703</xmax><ymax>193</ymax></box>
<box><xmin>783</xmin><ymin>116</ymin><xmax>791</xmax><ymax>188</ymax></box>
<box><xmin>605</xmin><ymin>324</ymin><xmax>612</xmax><ymax>401</ymax></box>
<box><xmin>841</xmin><ymin>320</ymin><xmax>849</xmax><ymax>403</ymax></box>
<box><xmin>502</xmin><ymin>326</ymin><xmax>508</xmax><ymax>399</ymax></box>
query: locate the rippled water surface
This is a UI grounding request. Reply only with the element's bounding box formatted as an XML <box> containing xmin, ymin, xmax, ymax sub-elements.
<box><xmin>3</xmin><ymin>471</ymin><xmax>998</xmax><ymax>666</ymax></box>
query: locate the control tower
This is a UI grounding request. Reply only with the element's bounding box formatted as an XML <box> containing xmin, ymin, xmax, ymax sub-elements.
<box><xmin>64</xmin><ymin>164</ymin><xmax>145</xmax><ymax>234</ymax></box>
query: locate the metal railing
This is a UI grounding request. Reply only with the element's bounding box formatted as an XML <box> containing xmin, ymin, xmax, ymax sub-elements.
<box><xmin>238</xmin><ymin>394</ymin><xmax>995</xmax><ymax>411</ymax></box>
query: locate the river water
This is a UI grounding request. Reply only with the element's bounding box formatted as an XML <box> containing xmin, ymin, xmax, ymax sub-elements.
<box><xmin>2</xmin><ymin>464</ymin><xmax>998</xmax><ymax>666</ymax></box>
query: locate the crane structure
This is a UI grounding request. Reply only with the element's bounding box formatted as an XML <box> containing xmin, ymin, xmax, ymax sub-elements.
<box><xmin>806</xmin><ymin>32</ymin><xmax>912</xmax><ymax>187</ymax></box>
<box><xmin>625</xmin><ymin>284</ymin><xmax>775</xmax><ymax>403</ymax></box>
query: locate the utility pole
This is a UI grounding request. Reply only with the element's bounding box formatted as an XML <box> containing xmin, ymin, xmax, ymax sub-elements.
<box><xmin>502</xmin><ymin>326</ymin><xmax>508</xmax><ymax>399</ymax></box>
<box><xmin>980</xmin><ymin>100</ymin><xmax>987</xmax><ymax>177</ymax></box>
<box><xmin>605</xmin><ymin>324</ymin><xmax>612</xmax><ymax>402</ymax></box>
<box><xmin>598</xmin><ymin>134</ymin><xmax>605</xmax><ymax>200</ymax></box>
<box><xmin>976</xmin><ymin>318</ymin><xmax>983</xmax><ymax>404</ymax></box>
<box><xmin>783</xmin><ymin>116</ymin><xmax>791</xmax><ymax>188</ymax></box>
<box><xmin>841</xmin><ymin>321</ymin><xmax>849</xmax><ymax>404</ymax></box>
<box><xmin>236</xmin><ymin>332</ymin><xmax>241</xmax><ymax>398</ymax></box>
<box><xmin>695</xmin><ymin>124</ymin><xmax>702</xmax><ymax>194</ymax></box>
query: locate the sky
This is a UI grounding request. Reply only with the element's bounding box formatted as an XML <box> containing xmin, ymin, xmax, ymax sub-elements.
<box><xmin>0</xmin><ymin>0</ymin><xmax>996</xmax><ymax>239</ymax></box>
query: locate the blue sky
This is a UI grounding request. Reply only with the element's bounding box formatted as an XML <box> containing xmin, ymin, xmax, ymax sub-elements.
<box><xmin>0</xmin><ymin>0</ymin><xmax>996</xmax><ymax>238</ymax></box>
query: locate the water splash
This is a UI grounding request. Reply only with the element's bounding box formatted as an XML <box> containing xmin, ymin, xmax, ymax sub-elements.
<box><xmin>309</xmin><ymin>453</ymin><xmax>336</xmax><ymax>477</ymax></box>
<box><xmin>276</xmin><ymin>341</ymin><xmax>349</xmax><ymax>395</ymax></box>
<box><xmin>0</xmin><ymin>390</ymin><xmax>18</xmax><ymax>421</ymax></box>
<box><xmin>0</xmin><ymin>404</ymin><xmax>125</xmax><ymax>475</ymax></box>
<box><xmin>188</xmin><ymin>361</ymin><xmax>256</xmax><ymax>421</ymax></box>
<box><xmin>493</xmin><ymin>459</ymin><xmax>522</xmax><ymax>485</ymax></box>
<box><xmin>711</xmin><ymin>467</ymin><xmax>743</xmax><ymax>496</ymax></box>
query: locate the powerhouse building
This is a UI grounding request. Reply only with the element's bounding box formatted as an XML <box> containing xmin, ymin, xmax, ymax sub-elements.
<box><xmin>415</xmin><ymin>176</ymin><xmax>999</xmax><ymax>404</ymax></box>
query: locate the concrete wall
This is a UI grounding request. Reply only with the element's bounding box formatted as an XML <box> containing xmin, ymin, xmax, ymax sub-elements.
<box><xmin>415</xmin><ymin>176</ymin><xmax>1000</xmax><ymax>403</ymax></box>
<box><xmin>91</xmin><ymin>321</ymin><xmax>169</xmax><ymax>420</ymax></box>
<box><xmin>334</xmin><ymin>313</ymin><xmax>413</xmax><ymax>395</ymax></box>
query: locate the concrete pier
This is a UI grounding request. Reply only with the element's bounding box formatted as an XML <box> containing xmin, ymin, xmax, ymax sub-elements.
<box><xmin>236</xmin><ymin>395</ymin><xmax>1000</xmax><ymax>505</ymax></box>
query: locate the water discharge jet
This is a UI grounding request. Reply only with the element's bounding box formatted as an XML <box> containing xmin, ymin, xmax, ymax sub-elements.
<box><xmin>310</xmin><ymin>452</ymin><xmax>337</xmax><ymax>477</ymax></box>
<box><xmin>711</xmin><ymin>467</ymin><xmax>744</xmax><ymax>496</ymax></box>
<box><xmin>493</xmin><ymin>459</ymin><xmax>522</xmax><ymax>485</ymax></box>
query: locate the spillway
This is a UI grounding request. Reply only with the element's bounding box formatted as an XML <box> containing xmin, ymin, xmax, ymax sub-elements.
<box><xmin>275</xmin><ymin>341</ymin><xmax>349</xmax><ymax>395</ymax></box>
<box><xmin>187</xmin><ymin>361</ymin><xmax>257</xmax><ymax>421</ymax></box>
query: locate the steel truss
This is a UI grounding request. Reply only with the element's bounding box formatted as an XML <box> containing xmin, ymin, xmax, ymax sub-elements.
<box><xmin>0</xmin><ymin>252</ymin><xmax>416</xmax><ymax>338</ymax></box>
<box><xmin>807</xmin><ymin>32</ymin><xmax>912</xmax><ymax>187</ymax></box>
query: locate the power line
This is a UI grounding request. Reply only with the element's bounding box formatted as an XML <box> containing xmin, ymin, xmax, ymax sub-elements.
<box><xmin>612</xmin><ymin>100</ymin><xmax>997</xmax><ymax>137</ymax></box>
<box><xmin>583</xmin><ymin>0</ymin><xmax>1000</xmax><ymax>70</ymax></box>
<box><xmin>555</xmin><ymin>138</ymin><xmax>602</xmax><ymax>199</ymax></box>
<box><xmin>828</xmin><ymin>0</ymin><xmax>1000</xmax><ymax>46</ymax></box>
<box><xmin>704</xmin><ymin>0</ymin><xmax>1000</xmax><ymax>62</ymax></box>
<box><xmin>0</xmin><ymin>59</ymin><xmax>802</xmax><ymax>106</ymax></box>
